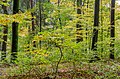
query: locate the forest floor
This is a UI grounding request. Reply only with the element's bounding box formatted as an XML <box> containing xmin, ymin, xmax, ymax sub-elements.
<box><xmin>0</xmin><ymin>59</ymin><xmax>120</xmax><ymax>79</ymax></box>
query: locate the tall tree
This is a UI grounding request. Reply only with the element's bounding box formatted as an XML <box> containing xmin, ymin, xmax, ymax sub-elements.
<box><xmin>11</xmin><ymin>0</ymin><xmax>19</xmax><ymax>62</ymax></box>
<box><xmin>39</xmin><ymin>0</ymin><xmax>42</xmax><ymax>48</ymax></box>
<box><xmin>39</xmin><ymin>0</ymin><xmax>42</xmax><ymax>33</ymax></box>
<box><xmin>76</xmin><ymin>0</ymin><xmax>83</xmax><ymax>43</ymax></box>
<box><xmin>1</xmin><ymin>0</ymin><xmax>8</xmax><ymax>60</ymax></box>
<box><xmin>110</xmin><ymin>0</ymin><xmax>115</xmax><ymax>59</ymax></box>
<box><xmin>90</xmin><ymin>0</ymin><xmax>100</xmax><ymax>62</ymax></box>
<box><xmin>91</xmin><ymin>0</ymin><xmax>100</xmax><ymax>51</ymax></box>
<box><xmin>31</xmin><ymin>0</ymin><xmax>36</xmax><ymax>48</ymax></box>
<box><xmin>100</xmin><ymin>0</ymin><xmax>103</xmax><ymax>53</ymax></box>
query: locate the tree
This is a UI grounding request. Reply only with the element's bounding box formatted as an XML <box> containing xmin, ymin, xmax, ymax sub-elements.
<box><xmin>31</xmin><ymin>0</ymin><xmax>35</xmax><ymax>33</ymax></box>
<box><xmin>11</xmin><ymin>0</ymin><xmax>19</xmax><ymax>62</ymax></box>
<box><xmin>90</xmin><ymin>0</ymin><xmax>100</xmax><ymax>62</ymax></box>
<box><xmin>76</xmin><ymin>0</ymin><xmax>83</xmax><ymax>43</ymax></box>
<box><xmin>1</xmin><ymin>0</ymin><xmax>8</xmax><ymax>60</ymax></box>
<box><xmin>39</xmin><ymin>0</ymin><xmax>42</xmax><ymax>33</ymax></box>
<box><xmin>31</xmin><ymin>0</ymin><xmax>37</xmax><ymax>48</ymax></box>
<box><xmin>39</xmin><ymin>0</ymin><xmax>42</xmax><ymax>48</ymax></box>
<box><xmin>110</xmin><ymin>0</ymin><xmax>115</xmax><ymax>59</ymax></box>
<box><xmin>58</xmin><ymin>0</ymin><xmax>62</xmax><ymax>29</ymax></box>
<box><xmin>91</xmin><ymin>0</ymin><xmax>100</xmax><ymax>51</ymax></box>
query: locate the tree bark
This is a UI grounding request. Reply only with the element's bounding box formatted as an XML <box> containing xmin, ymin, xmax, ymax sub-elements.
<box><xmin>1</xmin><ymin>0</ymin><xmax>8</xmax><ymax>60</ymax></box>
<box><xmin>89</xmin><ymin>0</ymin><xmax>100</xmax><ymax>63</ymax></box>
<box><xmin>91</xmin><ymin>0</ymin><xmax>100</xmax><ymax>51</ymax></box>
<box><xmin>11</xmin><ymin>0</ymin><xmax>19</xmax><ymax>62</ymax></box>
<box><xmin>31</xmin><ymin>0</ymin><xmax>35</xmax><ymax>32</ymax></box>
<box><xmin>31</xmin><ymin>0</ymin><xmax>37</xmax><ymax>48</ymax></box>
<box><xmin>110</xmin><ymin>0</ymin><xmax>115</xmax><ymax>59</ymax></box>
<box><xmin>39</xmin><ymin>0</ymin><xmax>42</xmax><ymax>48</ymax></box>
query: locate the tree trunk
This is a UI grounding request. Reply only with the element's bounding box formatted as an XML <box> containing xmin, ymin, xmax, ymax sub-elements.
<box><xmin>39</xmin><ymin>0</ymin><xmax>42</xmax><ymax>48</ymax></box>
<box><xmin>91</xmin><ymin>0</ymin><xmax>100</xmax><ymax>51</ymax></box>
<box><xmin>100</xmin><ymin>0</ymin><xmax>104</xmax><ymax>53</ymax></box>
<box><xmin>110</xmin><ymin>0</ymin><xmax>115</xmax><ymax>59</ymax></box>
<box><xmin>11</xmin><ymin>0</ymin><xmax>19</xmax><ymax>63</ymax></box>
<box><xmin>89</xmin><ymin>0</ymin><xmax>100</xmax><ymax>63</ymax></box>
<box><xmin>31</xmin><ymin>0</ymin><xmax>37</xmax><ymax>48</ymax></box>
<box><xmin>31</xmin><ymin>0</ymin><xmax>35</xmax><ymax>32</ymax></box>
<box><xmin>1</xmin><ymin>0</ymin><xmax>8</xmax><ymax>61</ymax></box>
<box><xmin>58</xmin><ymin>0</ymin><xmax>62</xmax><ymax>29</ymax></box>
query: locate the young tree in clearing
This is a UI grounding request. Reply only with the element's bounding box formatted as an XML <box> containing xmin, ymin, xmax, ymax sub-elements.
<box><xmin>110</xmin><ymin>0</ymin><xmax>115</xmax><ymax>59</ymax></box>
<box><xmin>11</xmin><ymin>0</ymin><xmax>19</xmax><ymax>62</ymax></box>
<box><xmin>76</xmin><ymin>0</ymin><xmax>83</xmax><ymax>43</ymax></box>
<box><xmin>1</xmin><ymin>0</ymin><xmax>8</xmax><ymax>60</ymax></box>
<box><xmin>91</xmin><ymin>0</ymin><xmax>100</xmax><ymax>51</ymax></box>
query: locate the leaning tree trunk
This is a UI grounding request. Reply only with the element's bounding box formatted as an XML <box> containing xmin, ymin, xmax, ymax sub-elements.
<box><xmin>110</xmin><ymin>0</ymin><xmax>115</xmax><ymax>59</ymax></box>
<box><xmin>76</xmin><ymin>0</ymin><xmax>83</xmax><ymax>43</ymax></box>
<box><xmin>11</xmin><ymin>0</ymin><xmax>19</xmax><ymax>63</ymax></box>
<box><xmin>91</xmin><ymin>0</ymin><xmax>100</xmax><ymax>51</ymax></box>
<box><xmin>1</xmin><ymin>0</ymin><xmax>8</xmax><ymax>60</ymax></box>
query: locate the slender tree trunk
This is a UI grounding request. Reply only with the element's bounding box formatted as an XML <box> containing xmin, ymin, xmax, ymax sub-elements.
<box><xmin>110</xmin><ymin>0</ymin><xmax>115</xmax><ymax>59</ymax></box>
<box><xmin>31</xmin><ymin>0</ymin><xmax>36</xmax><ymax>48</ymax></box>
<box><xmin>91</xmin><ymin>0</ymin><xmax>100</xmax><ymax>51</ymax></box>
<box><xmin>39</xmin><ymin>0</ymin><xmax>42</xmax><ymax>48</ymax></box>
<box><xmin>58</xmin><ymin>0</ymin><xmax>62</xmax><ymax>29</ymax></box>
<box><xmin>85</xmin><ymin>0</ymin><xmax>89</xmax><ymax>53</ymax></box>
<box><xmin>76</xmin><ymin>0</ymin><xmax>83</xmax><ymax>43</ymax></box>
<box><xmin>1</xmin><ymin>0</ymin><xmax>8</xmax><ymax>60</ymax></box>
<box><xmin>100</xmin><ymin>0</ymin><xmax>104</xmax><ymax>54</ymax></box>
<box><xmin>31</xmin><ymin>0</ymin><xmax>35</xmax><ymax>32</ymax></box>
<box><xmin>39</xmin><ymin>0</ymin><xmax>42</xmax><ymax>32</ymax></box>
<box><xmin>11</xmin><ymin>0</ymin><xmax>19</xmax><ymax>62</ymax></box>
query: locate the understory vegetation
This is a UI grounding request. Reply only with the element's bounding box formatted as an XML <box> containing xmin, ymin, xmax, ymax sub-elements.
<box><xmin>0</xmin><ymin>0</ymin><xmax>120</xmax><ymax>79</ymax></box>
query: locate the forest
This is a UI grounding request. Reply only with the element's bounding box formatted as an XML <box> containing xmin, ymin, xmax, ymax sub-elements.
<box><xmin>0</xmin><ymin>0</ymin><xmax>120</xmax><ymax>79</ymax></box>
